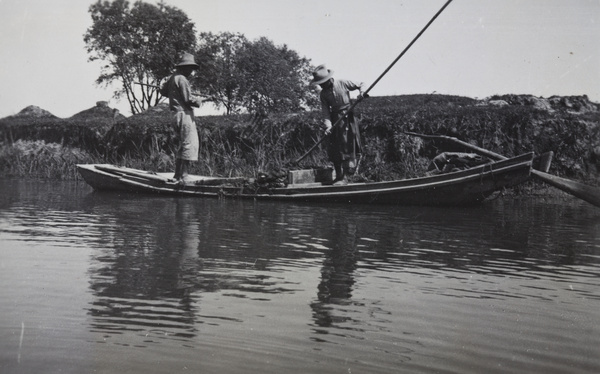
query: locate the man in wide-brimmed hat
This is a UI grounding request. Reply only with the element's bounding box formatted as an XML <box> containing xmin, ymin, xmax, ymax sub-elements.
<box><xmin>160</xmin><ymin>52</ymin><xmax>210</xmax><ymax>183</ymax></box>
<box><xmin>310</xmin><ymin>64</ymin><xmax>365</xmax><ymax>185</ymax></box>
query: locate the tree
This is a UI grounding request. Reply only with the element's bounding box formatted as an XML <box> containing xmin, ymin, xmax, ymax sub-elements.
<box><xmin>84</xmin><ymin>0</ymin><xmax>196</xmax><ymax>114</ymax></box>
<box><xmin>236</xmin><ymin>37</ymin><xmax>317</xmax><ymax>114</ymax></box>
<box><xmin>194</xmin><ymin>33</ymin><xmax>318</xmax><ymax>115</ymax></box>
<box><xmin>194</xmin><ymin>32</ymin><xmax>248</xmax><ymax>115</ymax></box>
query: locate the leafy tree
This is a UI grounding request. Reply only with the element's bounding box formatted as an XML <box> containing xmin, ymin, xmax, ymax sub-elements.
<box><xmin>195</xmin><ymin>33</ymin><xmax>318</xmax><ymax>115</ymax></box>
<box><xmin>194</xmin><ymin>32</ymin><xmax>248</xmax><ymax>115</ymax></box>
<box><xmin>84</xmin><ymin>0</ymin><xmax>196</xmax><ymax>114</ymax></box>
<box><xmin>236</xmin><ymin>37</ymin><xmax>317</xmax><ymax>114</ymax></box>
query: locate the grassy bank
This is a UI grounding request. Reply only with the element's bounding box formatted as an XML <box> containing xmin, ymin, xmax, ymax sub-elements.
<box><xmin>1</xmin><ymin>94</ymin><xmax>598</xmax><ymax>189</ymax></box>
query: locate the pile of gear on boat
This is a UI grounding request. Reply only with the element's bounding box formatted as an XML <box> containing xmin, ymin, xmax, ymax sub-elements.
<box><xmin>245</xmin><ymin>152</ymin><xmax>489</xmax><ymax>189</ymax></box>
<box><xmin>426</xmin><ymin>152</ymin><xmax>490</xmax><ymax>174</ymax></box>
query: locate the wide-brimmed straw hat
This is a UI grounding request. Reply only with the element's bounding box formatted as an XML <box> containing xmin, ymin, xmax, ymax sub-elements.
<box><xmin>176</xmin><ymin>52</ymin><xmax>199</xmax><ymax>68</ymax></box>
<box><xmin>310</xmin><ymin>64</ymin><xmax>334</xmax><ymax>86</ymax></box>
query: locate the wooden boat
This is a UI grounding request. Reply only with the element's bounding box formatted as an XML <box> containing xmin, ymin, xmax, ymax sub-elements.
<box><xmin>77</xmin><ymin>152</ymin><xmax>534</xmax><ymax>206</ymax></box>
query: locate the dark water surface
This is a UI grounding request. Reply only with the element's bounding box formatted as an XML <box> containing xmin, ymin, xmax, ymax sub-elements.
<box><xmin>1</xmin><ymin>178</ymin><xmax>599</xmax><ymax>374</ymax></box>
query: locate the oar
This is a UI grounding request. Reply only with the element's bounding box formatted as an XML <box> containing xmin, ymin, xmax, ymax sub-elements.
<box><xmin>404</xmin><ymin>132</ymin><xmax>600</xmax><ymax>208</ymax></box>
<box><xmin>295</xmin><ymin>0</ymin><xmax>454</xmax><ymax>165</ymax></box>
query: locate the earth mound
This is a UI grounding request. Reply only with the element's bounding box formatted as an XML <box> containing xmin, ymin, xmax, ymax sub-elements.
<box><xmin>11</xmin><ymin>105</ymin><xmax>58</xmax><ymax>119</ymax></box>
<box><xmin>70</xmin><ymin>101</ymin><xmax>126</xmax><ymax>121</ymax></box>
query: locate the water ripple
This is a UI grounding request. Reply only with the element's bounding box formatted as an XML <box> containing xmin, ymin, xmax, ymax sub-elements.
<box><xmin>1</xmin><ymin>179</ymin><xmax>599</xmax><ymax>373</ymax></box>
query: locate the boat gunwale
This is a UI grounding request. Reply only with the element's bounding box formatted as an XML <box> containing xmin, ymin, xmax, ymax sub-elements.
<box><xmin>77</xmin><ymin>152</ymin><xmax>533</xmax><ymax>202</ymax></box>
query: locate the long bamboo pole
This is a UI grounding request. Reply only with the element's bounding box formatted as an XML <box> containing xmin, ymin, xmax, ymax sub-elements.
<box><xmin>295</xmin><ymin>0</ymin><xmax>454</xmax><ymax>164</ymax></box>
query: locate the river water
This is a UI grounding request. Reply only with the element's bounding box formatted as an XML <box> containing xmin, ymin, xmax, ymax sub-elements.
<box><xmin>0</xmin><ymin>178</ymin><xmax>599</xmax><ymax>374</ymax></box>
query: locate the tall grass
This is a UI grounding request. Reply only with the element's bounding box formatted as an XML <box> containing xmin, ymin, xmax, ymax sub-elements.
<box><xmin>0</xmin><ymin>140</ymin><xmax>99</xmax><ymax>179</ymax></box>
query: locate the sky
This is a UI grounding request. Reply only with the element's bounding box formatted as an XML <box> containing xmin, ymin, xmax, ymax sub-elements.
<box><xmin>0</xmin><ymin>0</ymin><xmax>598</xmax><ymax>118</ymax></box>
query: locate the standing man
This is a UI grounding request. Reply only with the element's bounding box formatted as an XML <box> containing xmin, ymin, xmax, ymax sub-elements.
<box><xmin>310</xmin><ymin>65</ymin><xmax>365</xmax><ymax>185</ymax></box>
<box><xmin>160</xmin><ymin>52</ymin><xmax>207</xmax><ymax>183</ymax></box>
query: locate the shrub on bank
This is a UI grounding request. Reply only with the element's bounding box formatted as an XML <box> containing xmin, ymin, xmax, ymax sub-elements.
<box><xmin>357</xmin><ymin>95</ymin><xmax>599</xmax><ymax>183</ymax></box>
<box><xmin>0</xmin><ymin>94</ymin><xmax>598</xmax><ymax>186</ymax></box>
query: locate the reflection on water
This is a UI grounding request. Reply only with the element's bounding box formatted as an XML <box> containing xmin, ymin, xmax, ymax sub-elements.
<box><xmin>0</xmin><ymin>178</ymin><xmax>599</xmax><ymax>374</ymax></box>
<box><xmin>311</xmin><ymin>217</ymin><xmax>359</xmax><ymax>331</ymax></box>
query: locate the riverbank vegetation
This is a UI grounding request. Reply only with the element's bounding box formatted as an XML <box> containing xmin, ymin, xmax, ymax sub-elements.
<box><xmin>1</xmin><ymin>94</ymin><xmax>599</xmax><ymax>190</ymax></box>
